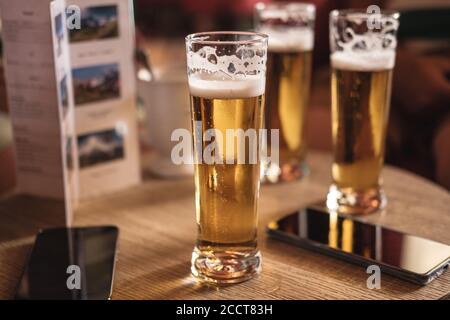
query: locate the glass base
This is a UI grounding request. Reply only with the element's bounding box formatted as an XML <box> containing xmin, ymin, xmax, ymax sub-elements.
<box><xmin>326</xmin><ymin>184</ymin><xmax>387</xmax><ymax>215</ymax></box>
<box><xmin>191</xmin><ymin>246</ymin><xmax>261</xmax><ymax>285</ymax></box>
<box><xmin>261</xmin><ymin>160</ymin><xmax>309</xmax><ymax>184</ymax></box>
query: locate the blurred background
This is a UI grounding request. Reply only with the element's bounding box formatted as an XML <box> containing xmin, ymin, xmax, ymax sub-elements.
<box><xmin>0</xmin><ymin>0</ymin><xmax>449</xmax><ymax>195</ymax></box>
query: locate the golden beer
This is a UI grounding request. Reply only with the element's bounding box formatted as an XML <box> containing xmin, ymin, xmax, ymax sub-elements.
<box><xmin>328</xmin><ymin>9</ymin><xmax>399</xmax><ymax>214</ymax></box>
<box><xmin>331</xmin><ymin>68</ymin><xmax>393</xmax><ymax>191</ymax></box>
<box><xmin>191</xmin><ymin>95</ymin><xmax>264</xmax><ymax>250</ymax></box>
<box><xmin>186</xmin><ymin>31</ymin><xmax>267</xmax><ymax>284</ymax></box>
<box><xmin>265</xmin><ymin>49</ymin><xmax>312</xmax><ymax>181</ymax></box>
<box><xmin>255</xmin><ymin>2</ymin><xmax>316</xmax><ymax>182</ymax></box>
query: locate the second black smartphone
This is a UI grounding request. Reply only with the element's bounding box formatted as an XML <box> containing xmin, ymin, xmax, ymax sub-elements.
<box><xmin>267</xmin><ymin>205</ymin><xmax>450</xmax><ymax>285</ymax></box>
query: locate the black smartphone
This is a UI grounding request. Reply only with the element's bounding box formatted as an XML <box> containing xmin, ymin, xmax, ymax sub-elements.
<box><xmin>267</xmin><ymin>205</ymin><xmax>450</xmax><ymax>285</ymax></box>
<box><xmin>15</xmin><ymin>226</ymin><xmax>119</xmax><ymax>300</ymax></box>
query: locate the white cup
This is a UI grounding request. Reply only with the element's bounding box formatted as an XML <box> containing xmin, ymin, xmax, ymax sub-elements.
<box><xmin>138</xmin><ymin>66</ymin><xmax>193</xmax><ymax>178</ymax></box>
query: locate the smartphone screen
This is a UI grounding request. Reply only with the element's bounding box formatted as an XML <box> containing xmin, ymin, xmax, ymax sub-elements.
<box><xmin>15</xmin><ymin>226</ymin><xmax>118</xmax><ymax>300</ymax></box>
<box><xmin>267</xmin><ymin>206</ymin><xmax>450</xmax><ymax>284</ymax></box>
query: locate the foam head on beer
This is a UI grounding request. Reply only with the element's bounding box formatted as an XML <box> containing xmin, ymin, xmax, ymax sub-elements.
<box><xmin>188</xmin><ymin>74</ymin><xmax>265</xmax><ymax>99</ymax></box>
<box><xmin>187</xmin><ymin>41</ymin><xmax>267</xmax><ymax>99</ymax></box>
<box><xmin>331</xmin><ymin>50</ymin><xmax>396</xmax><ymax>71</ymax></box>
<box><xmin>329</xmin><ymin>9</ymin><xmax>399</xmax><ymax>72</ymax></box>
<box><xmin>260</xmin><ymin>26</ymin><xmax>314</xmax><ymax>52</ymax></box>
<box><xmin>255</xmin><ymin>2</ymin><xmax>315</xmax><ymax>52</ymax></box>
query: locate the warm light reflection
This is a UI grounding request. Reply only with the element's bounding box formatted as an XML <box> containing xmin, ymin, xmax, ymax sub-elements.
<box><xmin>342</xmin><ymin>218</ymin><xmax>353</xmax><ymax>253</ymax></box>
<box><xmin>267</xmin><ymin>221</ymin><xmax>278</xmax><ymax>230</ymax></box>
<box><xmin>328</xmin><ymin>210</ymin><xmax>338</xmax><ymax>249</ymax></box>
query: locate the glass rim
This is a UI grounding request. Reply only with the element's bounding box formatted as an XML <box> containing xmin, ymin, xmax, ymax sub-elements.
<box><xmin>255</xmin><ymin>1</ymin><xmax>315</xmax><ymax>13</ymax></box>
<box><xmin>185</xmin><ymin>31</ymin><xmax>269</xmax><ymax>46</ymax></box>
<box><xmin>330</xmin><ymin>9</ymin><xmax>400</xmax><ymax>20</ymax></box>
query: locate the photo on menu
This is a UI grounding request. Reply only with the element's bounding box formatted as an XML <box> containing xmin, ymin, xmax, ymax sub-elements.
<box><xmin>66</xmin><ymin>136</ymin><xmax>74</xmax><ymax>171</ymax></box>
<box><xmin>59</xmin><ymin>75</ymin><xmax>69</xmax><ymax>118</ymax></box>
<box><xmin>72</xmin><ymin>63</ymin><xmax>120</xmax><ymax>106</ymax></box>
<box><xmin>78</xmin><ymin>129</ymin><xmax>125</xmax><ymax>168</ymax></box>
<box><xmin>69</xmin><ymin>5</ymin><xmax>119</xmax><ymax>43</ymax></box>
<box><xmin>54</xmin><ymin>12</ymin><xmax>64</xmax><ymax>56</ymax></box>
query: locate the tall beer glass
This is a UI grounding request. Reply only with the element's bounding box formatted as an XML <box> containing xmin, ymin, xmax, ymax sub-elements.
<box><xmin>255</xmin><ymin>2</ymin><xmax>315</xmax><ymax>183</ymax></box>
<box><xmin>327</xmin><ymin>10</ymin><xmax>400</xmax><ymax>214</ymax></box>
<box><xmin>185</xmin><ymin>32</ymin><xmax>268</xmax><ymax>284</ymax></box>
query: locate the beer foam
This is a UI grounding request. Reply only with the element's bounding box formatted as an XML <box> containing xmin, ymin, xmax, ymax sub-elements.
<box><xmin>188</xmin><ymin>75</ymin><xmax>265</xmax><ymax>99</ymax></box>
<box><xmin>331</xmin><ymin>51</ymin><xmax>395</xmax><ymax>71</ymax></box>
<box><xmin>261</xmin><ymin>27</ymin><xmax>314</xmax><ymax>52</ymax></box>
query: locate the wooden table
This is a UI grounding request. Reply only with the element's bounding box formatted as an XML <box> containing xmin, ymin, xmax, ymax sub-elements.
<box><xmin>0</xmin><ymin>151</ymin><xmax>449</xmax><ymax>300</ymax></box>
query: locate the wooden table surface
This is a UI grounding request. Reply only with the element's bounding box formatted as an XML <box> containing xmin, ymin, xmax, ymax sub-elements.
<box><xmin>0</xmin><ymin>151</ymin><xmax>449</xmax><ymax>300</ymax></box>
